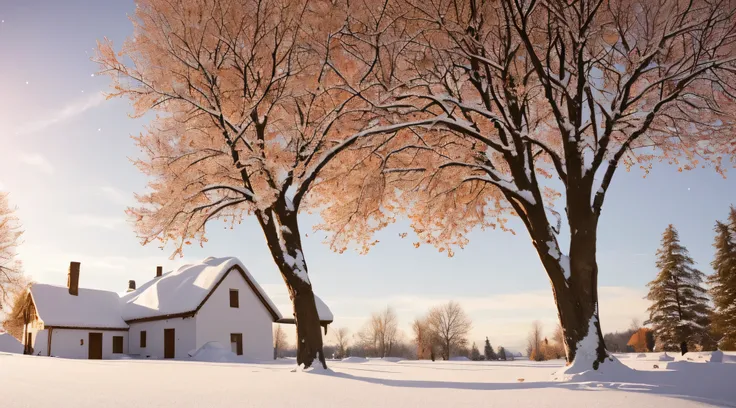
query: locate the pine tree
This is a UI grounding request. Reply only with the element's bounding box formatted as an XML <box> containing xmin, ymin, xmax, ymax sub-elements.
<box><xmin>470</xmin><ymin>342</ymin><xmax>481</xmax><ymax>361</ymax></box>
<box><xmin>497</xmin><ymin>346</ymin><xmax>507</xmax><ymax>361</ymax></box>
<box><xmin>646</xmin><ymin>225</ymin><xmax>712</xmax><ymax>351</ymax></box>
<box><xmin>484</xmin><ymin>337</ymin><xmax>497</xmax><ymax>360</ymax></box>
<box><xmin>709</xmin><ymin>208</ymin><xmax>736</xmax><ymax>350</ymax></box>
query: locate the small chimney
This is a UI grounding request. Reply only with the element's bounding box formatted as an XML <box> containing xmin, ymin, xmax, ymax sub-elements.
<box><xmin>67</xmin><ymin>262</ymin><xmax>80</xmax><ymax>296</ymax></box>
<box><xmin>156</xmin><ymin>266</ymin><xmax>163</xmax><ymax>278</ymax></box>
<box><xmin>127</xmin><ymin>280</ymin><xmax>136</xmax><ymax>292</ymax></box>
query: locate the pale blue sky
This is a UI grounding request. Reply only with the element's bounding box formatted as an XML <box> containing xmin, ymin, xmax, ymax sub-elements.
<box><xmin>1</xmin><ymin>0</ymin><xmax>734</xmax><ymax>351</ymax></box>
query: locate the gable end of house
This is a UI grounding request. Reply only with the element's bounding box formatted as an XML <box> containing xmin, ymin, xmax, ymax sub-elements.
<box><xmin>123</xmin><ymin>264</ymin><xmax>281</xmax><ymax>324</ymax></box>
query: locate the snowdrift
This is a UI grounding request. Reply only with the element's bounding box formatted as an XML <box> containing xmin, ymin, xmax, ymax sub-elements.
<box><xmin>0</xmin><ymin>333</ymin><xmax>23</xmax><ymax>354</ymax></box>
<box><xmin>553</xmin><ymin>355</ymin><xmax>633</xmax><ymax>381</ymax></box>
<box><xmin>554</xmin><ymin>317</ymin><xmax>635</xmax><ymax>381</ymax></box>
<box><xmin>341</xmin><ymin>357</ymin><xmax>368</xmax><ymax>363</ymax></box>
<box><xmin>710</xmin><ymin>350</ymin><xmax>723</xmax><ymax>363</ymax></box>
<box><xmin>188</xmin><ymin>342</ymin><xmax>243</xmax><ymax>363</ymax></box>
<box><xmin>658</xmin><ymin>352</ymin><xmax>675</xmax><ymax>362</ymax></box>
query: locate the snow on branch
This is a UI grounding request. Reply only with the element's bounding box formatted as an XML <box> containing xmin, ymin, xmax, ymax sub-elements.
<box><xmin>200</xmin><ymin>185</ymin><xmax>255</xmax><ymax>200</ymax></box>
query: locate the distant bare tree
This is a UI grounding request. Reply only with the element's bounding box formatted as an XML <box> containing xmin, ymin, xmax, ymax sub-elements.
<box><xmin>427</xmin><ymin>301</ymin><xmax>472</xmax><ymax>360</ymax></box>
<box><xmin>551</xmin><ymin>324</ymin><xmax>566</xmax><ymax>359</ymax></box>
<box><xmin>332</xmin><ymin>327</ymin><xmax>350</xmax><ymax>359</ymax></box>
<box><xmin>527</xmin><ymin>321</ymin><xmax>544</xmax><ymax>361</ymax></box>
<box><xmin>0</xmin><ymin>192</ymin><xmax>24</xmax><ymax>311</ymax></box>
<box><xmin>273</xmin><ymin>325</ymin><xmax>288</xmax><ymax>359</ymax></box>
<box><xmin>630</xmin><ymin>318</ymin><xmax>642</xmax><ymax>331</ymax></box>
<box><xmin>412</xmin><ymin>317</ymin><xmax>433</xmax><ymax>360</ymax></box>
<box><xmin>359</xmin><ymin>306</ymin><xmax>400</xmax><ymax>357</ymax></box>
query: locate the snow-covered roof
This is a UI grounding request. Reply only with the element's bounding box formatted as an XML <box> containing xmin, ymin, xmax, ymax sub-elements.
<box><xmin>120</xmin><ymin>256</ymin><xmax>283</xmax><ymax>322</ymax></box>
<box><xmin>277</xmin><ymin>294</ymin><xmax>333</xmax><ymax>324</ymax></box>
<box><xmin>315</xmin><ymin>295</ymin><xmax>333</xmax><ymax>322</ymax></box>
<box><xmin>0</xmin><ymin>332</ymin><xmax>23</xmax><ymax>354</ymax></box>
<box><xmin>27</xmin><ymin>256</ymin><xmax>333</xmax><ymax>328</ymax></box>
<box><xmin>29</xmin><ymin>284</ymin><xmax>128</xmax><ymax>329</ymax></box>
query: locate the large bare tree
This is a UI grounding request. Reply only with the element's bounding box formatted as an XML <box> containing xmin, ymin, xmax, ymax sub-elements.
<box><xmin>96</xmin><ymin>0</ymin><xmax>397</xmax><ymax>368</ymax></box>
<box><xmin>319</xmin><ymin>0</ymin><xmax>736</xmax><ymax>370</ymax></box>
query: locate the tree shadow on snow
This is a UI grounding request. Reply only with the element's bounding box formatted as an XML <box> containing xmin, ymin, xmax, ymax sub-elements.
<box><xmin>312</xmin><ymin>362</ymin><xmax>736</xmax><ymax>408</ymax></box>
<box><xmin>334</xmin><ymin>366</ymin><xmax>401</xmax><ymax>374</ymax></box>
<box><xmin>395</xmin><ymin>361</ymin><xmax>565</xmax><ymax>370</ymax></box>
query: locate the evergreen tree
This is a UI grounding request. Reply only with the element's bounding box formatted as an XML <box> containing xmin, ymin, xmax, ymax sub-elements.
<box><xmin>470</xmin><ymin>342</ymin><xmax>481</xmax><ymax>361</ymax></box>
<box><xmin>709</xmin><ymin>208</ymin><xmax>736</xmax><ymax>350</ymax></box>
<box><xmin>646</xmin><ymin>225</ymin><xmax>712</xmax><ymax>351</ymax></box>
<box><xmin>484</xmin><ymin>337</ymin><xmax>497</xmax><ymax>360</ymax></box>
<box><xmin>497</xmin><ymin>346</ymin><xmax>507</xmax><ymax>361</ymax></box>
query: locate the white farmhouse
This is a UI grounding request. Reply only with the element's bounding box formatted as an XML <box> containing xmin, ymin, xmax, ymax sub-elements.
<box><xmin>17</xmin><ymin>257</ymin><xmax>333</xmax><ymax>360</ymax></box>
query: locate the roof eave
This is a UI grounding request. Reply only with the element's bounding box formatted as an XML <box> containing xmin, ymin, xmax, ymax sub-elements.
<box><xmin>276</xmin><ymin>318</ymin><xmax>333</xmax><ymax>325</ymax></box>
<box><xmin>45</xmin><ymin>325</ymin><xmax>129</xmax><ymax>331</ymax></box>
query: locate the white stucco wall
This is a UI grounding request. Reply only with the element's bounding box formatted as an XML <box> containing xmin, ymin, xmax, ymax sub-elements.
<box><xmin>31</xmin><ymin>329</ymin><xmax>49</xmax><ymax>356</ymax></box>
<box><xmin>128</xmin><ymin>317</ymin><xmax>196</xmax><ymax>359</ymax></box>
<box><xmin>195</xmin><ymin>268</ymin><xmax>274</xmax><ymax>361</ymax></box>
<box><xmin>41</xmin><ymin>328</ymin><xmax>129</xmax><ymax>359</ymax></box>
<box><xmin>24</xmin><ymin>318</ymin><xmax>46</xmax><ymax>355</ymax></box>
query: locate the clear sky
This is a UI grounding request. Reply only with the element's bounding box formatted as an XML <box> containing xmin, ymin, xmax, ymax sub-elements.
<box><xmin>1</xmin><ymin>0</ymin><xmax>734</xmax><ymax>352</ymax></box>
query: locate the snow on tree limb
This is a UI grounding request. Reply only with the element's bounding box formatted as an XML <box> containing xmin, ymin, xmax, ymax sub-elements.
<box><xmin>316</xmin><ymin>0</ymin><xmax>736</xmax><ymax>257</ymax></box>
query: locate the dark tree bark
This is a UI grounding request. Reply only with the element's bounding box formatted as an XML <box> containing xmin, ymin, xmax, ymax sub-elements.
<box><xmin>505</xmin><ymin>164</ymin><xmax>608</xmax><ymax>367</ymax></box>
<box><xmin>258</xmin><ymin>204</ymin><xmax>326</xmax><ymax>369</ymax></box>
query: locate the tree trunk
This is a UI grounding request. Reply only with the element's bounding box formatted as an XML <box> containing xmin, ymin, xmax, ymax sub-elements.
<box><xmin>519</xmin><ymin>194</ymin><xmax>608</xmax><ymax>369</ymax></box>
<box><xmin>289</xmin><ymin>276</ymin><xmax>327</xmax><ymax>368</ymax></box>
<box><xmin>550</xmin><ymin>266</ymin><xmax>607</xmax><ymax>367</ymax></box>
<box><xmin>257</xmin><ymin>205</ymin><xmax>327</xmax><ymax>369</ymax></box>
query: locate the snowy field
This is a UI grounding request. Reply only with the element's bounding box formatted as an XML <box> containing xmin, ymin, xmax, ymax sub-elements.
<box><xmin>1</xmin><ymin>352</ymin><xmax>735</xmax><ymax>407</ymax></box>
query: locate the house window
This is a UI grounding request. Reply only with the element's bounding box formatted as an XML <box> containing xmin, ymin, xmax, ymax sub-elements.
<box><xmin>140</xmin><ymin>331</ymin><xmax>147</xmax><ymax>348</ymax></box>
<box><xmin>112</xmin><ymin>336</ymin><xmax>124</xmax><ymax>354</ymax></box>
<box><xmin>229</xmin><ymin>289</ymin><xmax>239</xmax><ymax>308</ymax></box>
<box><xmin>230</xmin><ymin>333</ymin><xmax>243</xmax><ymax>356</ymax></box>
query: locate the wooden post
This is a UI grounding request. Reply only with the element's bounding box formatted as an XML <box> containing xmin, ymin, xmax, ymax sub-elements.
<box><xmin>47</xmin><ymin>327</ymin><xmax>53</xmax><ymax>357</ymax></box>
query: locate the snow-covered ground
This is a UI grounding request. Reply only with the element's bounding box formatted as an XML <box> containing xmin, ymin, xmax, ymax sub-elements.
<box><xmin>1</xmin><ymin>352</ymin><xmax>735</xmax><ymax>407</ymax></box>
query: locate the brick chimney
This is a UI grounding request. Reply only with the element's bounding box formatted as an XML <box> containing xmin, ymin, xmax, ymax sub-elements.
<box><xmin>67</xmin><ymin>262</ymin><xmax>80</xmax><ymax>296</ymax></box>
<box><xmin>156</xmin><ymin>266</ymin><xmax>163</xmax><ymax>278</ymax></box>
<box><xmin>127</xmin><ymin>280</ymin><xmax>136</xmax><ymax>292</ymax></box>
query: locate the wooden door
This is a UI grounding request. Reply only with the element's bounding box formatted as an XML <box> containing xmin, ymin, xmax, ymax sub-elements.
<box><xmin>112</xmin><ymin>336</ymin><xmax>124</xmax><ymax>354</ymax></box>
<box><xmin>164</xmin><ymin>328</ymin><xmax>175</xmax><ymax>359</ymax></box>
<box><xmin>230</xmin><ymin>333</ymin><xmax>243</xmax><ymax>356</ymax></box>
<box><xmin>88</xmin><ymin>333</ymin><xmax>103</xmax><ymax>359</ymax></box>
